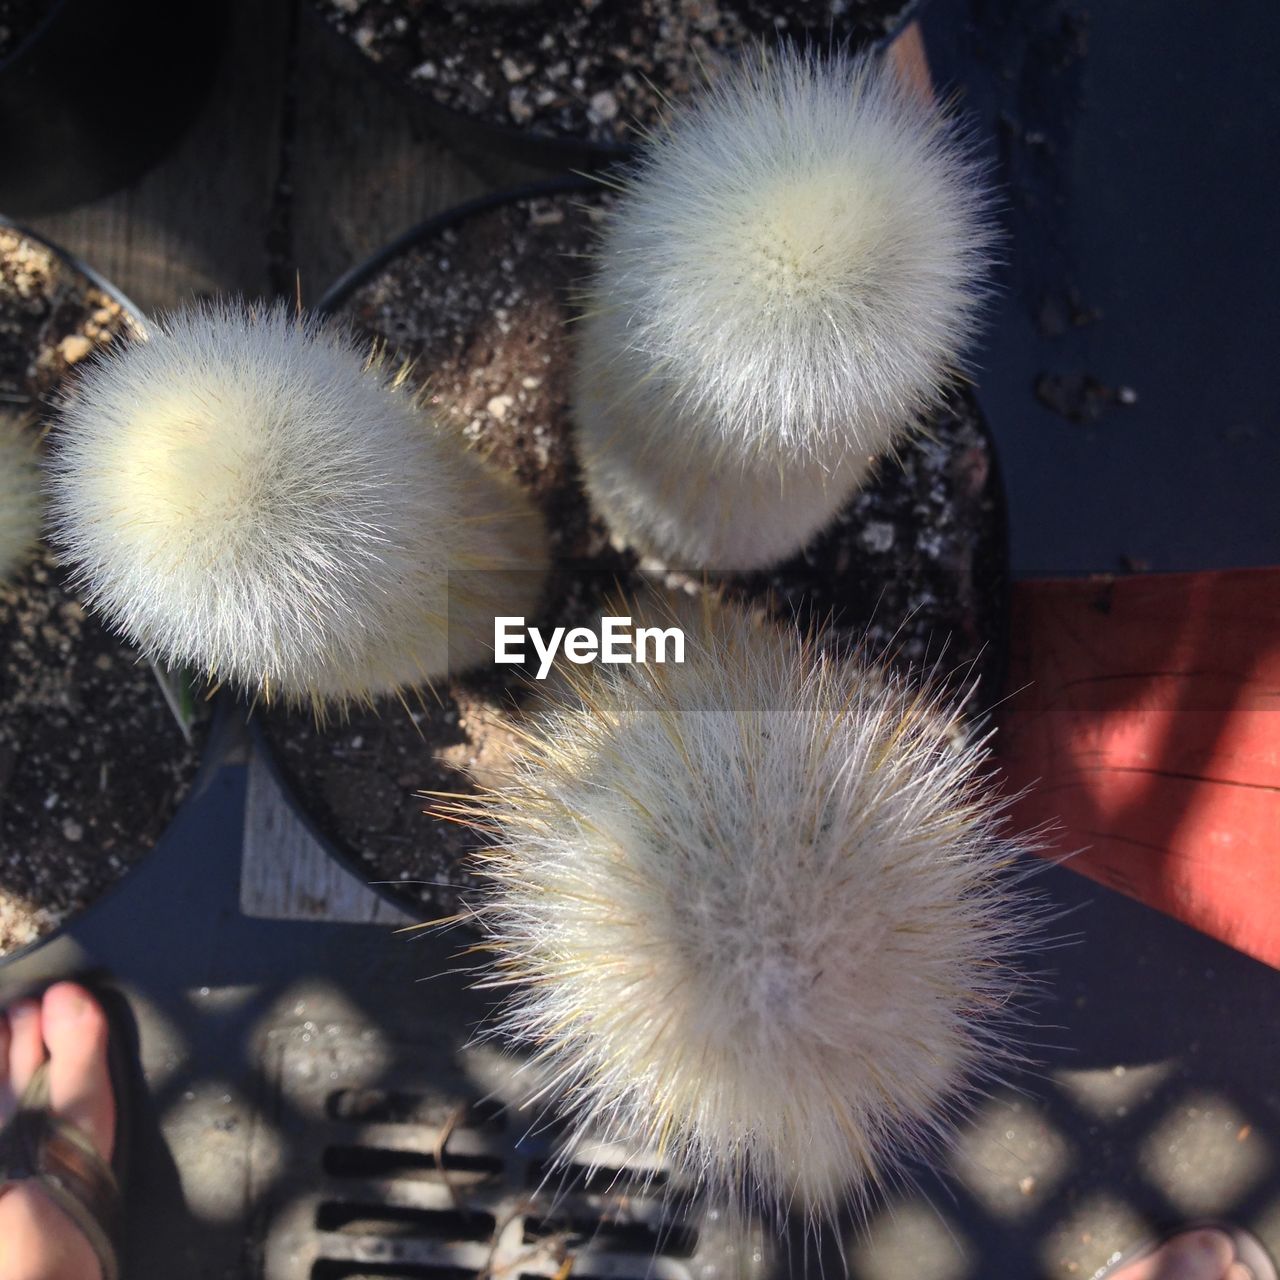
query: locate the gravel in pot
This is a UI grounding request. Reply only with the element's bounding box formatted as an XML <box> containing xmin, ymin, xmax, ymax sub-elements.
<box><xmin>311</xmin><ymin>0</ymin><xmax>922</xmax><ymax>165</ymax></box>
<box><xmin>0</xmin><ymin>224</ymin><xmax>211</xmax><ymax>958</ymax></box>
<box><xmin>256</xmin><ymin>179</ymin><xmax>1007</xmax><ymax>920</ymax></box>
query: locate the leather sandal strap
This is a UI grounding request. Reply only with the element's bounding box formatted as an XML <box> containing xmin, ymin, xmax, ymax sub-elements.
<box><xmin>0</xmin><ymin>1061</ymin><xmax>121</xmax><ymax>1280</ymax></box>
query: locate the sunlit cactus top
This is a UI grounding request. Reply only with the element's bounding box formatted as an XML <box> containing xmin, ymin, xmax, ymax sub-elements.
<box><xmin>577</xmin><ymin>46</ymin><xmax>993</xmax><ymax>469</ymax></box>
<box><xmin>48</xmin><ymin>301</ymin><xmax>548</xmax><ymax>707</ymax></box>
<box><xmin>450</xmin><ymin>597</ymin><xmax>1041</xmax><ymax>1220</ymax></box>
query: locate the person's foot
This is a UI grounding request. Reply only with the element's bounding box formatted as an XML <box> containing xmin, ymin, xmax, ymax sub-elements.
<box><xmin>1106</xmin><ymin>1228</ymin><xmax>1258</xmax><ymax>1280</ymax></box>
<box><xmin>0</xmin><ymin>984</ymin><xmax>116</xmax><ymax>1280</ymax></box>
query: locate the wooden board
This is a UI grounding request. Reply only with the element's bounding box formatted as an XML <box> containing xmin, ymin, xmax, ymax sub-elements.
<box><xmin>999</xmin><ymin>568</ymin><xmax>1280</xmax><ymax>966</ymax></box>
<box><xmin>241</xmin><ymin>747</ymin><xmax>414</xmax><ymax>925</ymax></box>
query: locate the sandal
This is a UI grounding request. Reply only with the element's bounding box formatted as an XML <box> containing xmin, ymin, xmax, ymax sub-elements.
<box><xmin>1095</xmin><ymin>1222</ymin><xmax>1278</xmax><ymax>1280</ymax></box>
<box><xmin>0</xmin><ymin>984</ymin><xmax>132</xmax><ymax>1280</ymax></box>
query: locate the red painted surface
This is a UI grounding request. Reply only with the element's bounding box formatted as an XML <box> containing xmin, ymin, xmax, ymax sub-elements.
<box><xmin>998</xmin><ymin>568</ymin><xmax>1280</xmax><ymax>967</ymax></box>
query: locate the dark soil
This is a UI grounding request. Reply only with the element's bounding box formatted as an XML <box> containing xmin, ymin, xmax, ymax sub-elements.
<box><xmin>260</xmin><ymin>189</ymin><xmax>1005</xmax><ymax>918</ymax></box>
<box><xmin>0</xmin><ymin>228</ymin><xmax>208</xmax><ymax>957</ymax></box>
<box><xmin>314</xmin><ymin>0</ymin><xmax>912</xmax><ymax>149</ymax></box>
<box><xmin>0</xmin><ymin>0</ymin><xmax>45</xmax><ymax>60</ymax></box>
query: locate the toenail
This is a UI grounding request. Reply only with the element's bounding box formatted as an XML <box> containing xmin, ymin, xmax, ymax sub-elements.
<box><xmin>45</xmin><ymin>985</ymin><xmax>90</xmax><ymax>1020</ymax></box>
<box><xmin>1194</xmin><ymin>1231</ymin><xmax>1229</xmax><ymax>1252</ymax></box>
<box><xmin>1182</xmin><ymin>1230</ymin><xmax>1236</xmax><ymax>1265</ymax></box>
<box><xmin>9</xmin><ymin>1000</ymin><xmax>37</xmax><ymax>1022</ymax></box>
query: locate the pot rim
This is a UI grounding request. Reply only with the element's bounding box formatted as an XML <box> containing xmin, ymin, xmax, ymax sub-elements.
<box><xmin>319</xmin><ymin>175</ymin><xmax>598</xmax><ymax>314</ymax></box>
<box><xmin>0</xmin><ymin>215</ymin><xmax>151</xmax><ymax>338</ymax></box>
<box><xmin>0</xmin><ymin>697</ymin><xmax>236</xmax><ymax>972</ymax></box>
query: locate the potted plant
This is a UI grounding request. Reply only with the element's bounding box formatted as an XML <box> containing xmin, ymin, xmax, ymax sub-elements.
<box><xmin>572</xmin><ymin>45</ymin><xmax>991</xmax><ymax>569</ymax></box>
<box><xmin>445</xmin><ymin>590</ymin><xmax>1042</xmax><ymax>1221</ymax></box>
<box><xmin>48</xmin><ymin>300</ymin><xmax>550</xmax><ymax>713</ymax></box>
<box><xmin>409</xmin><ymin>49</ymin><xmax>1038</xmax><ymax>1224</ymax></box>
<box><xmin>251</xmin><ymin>46</ymin><xmax>1008</xmax><ymax>931</ymax></box>
<box><xmin>0</xmin><ymin>221</ymin><xmax>219</xmax><ymax>962</ymax></box>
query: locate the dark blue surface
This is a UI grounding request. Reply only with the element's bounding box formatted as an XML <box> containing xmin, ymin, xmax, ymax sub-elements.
<box><xmin>923</xmin><ymin>0</ymin><xmax>1280</xmax><ymax>576</ymax></box>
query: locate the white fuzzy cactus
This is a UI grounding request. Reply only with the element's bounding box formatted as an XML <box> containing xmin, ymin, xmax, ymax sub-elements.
<box><xmin>0</xmin><ymin>410</ymin><xmax>40</xmax><ymax>582</ymax></box>
<box><xmin>48</xmin><ymin>301</ymin><xmax>548</xmax><ymax>707</ymax></box>
<box><xmin>573</xmin><ymin>48</ymin><xmax>993</xmax><ymax>569</ymax></box>
<box><xmin>451</xmin><ymin>597</ymin><xmax>1038</xmax><ymax>1220</ymax></box>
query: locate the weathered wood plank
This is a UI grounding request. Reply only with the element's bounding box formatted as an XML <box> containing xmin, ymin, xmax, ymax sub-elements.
<box><xmin>287</xmin><ymin>6</ymin><xmax>509</xmax><ymax>304</ymax></box>
<box><xmin>18</xmin><ymin>1</ymin><xmax>542</xmax><ymax>315</ymax></box>
<box><xmin>22</xmin><ymin>1</ymin><xmax>294</xmax><ymax>314</ymax></box>
<box><xmin>241</xmin><ymin>746</ymin><xmax>414</xmax><ymax>924</ymax></box>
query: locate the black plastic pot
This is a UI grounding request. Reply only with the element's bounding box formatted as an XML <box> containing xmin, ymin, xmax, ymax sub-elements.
<box><xmin>0</xmin><ymin>0</ymin><xmax>230</xmax><ymax>215</ymax></box>
<box><xmin>0</xmin><ymin>699</ymin><xmax>237</xmax><ymax>981</ymax></box>
<box><xmin>252</xmin><ymin>175</ymin><xmax>1011</xmax><ymax>920</ymax></box>
<box><xmin>318</xmin><ymin>176</ymin><xmax>578</xmax><ymax>305</ymax></box>
<box><xmin>306</xmin><ymin>0</ymin><xmax>928</xmax><ymax>173</ymax></box>
<box><xmin>0</xmin><ymin>213</ymin><xmax>149</xmax><ymax>334</ymax></box>
<box><xmin>0</xmin><ymin>220</ymin><xmax>233</xmax><ymax>972</ymax></box>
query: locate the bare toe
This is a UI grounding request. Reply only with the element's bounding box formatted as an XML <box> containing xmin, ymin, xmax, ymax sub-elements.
<box><xmin>6</xmin><ymin>998</ymin><xmax>44</xmax><ymax>1099</ymax></box>
<box><xmin>1110</xmin><ymin>1230</ymin><xmax>1236</xmax><ymax>1280</ymax></box>
<box><xmin>0</xmin><ymin>989</ymin><xmax>113</xmax><ymax>1280</ymax></box>
<box><xmin>40</xmin><ymin>982</ymin><xmax>115</xmax><ymax>1166</ymax></box>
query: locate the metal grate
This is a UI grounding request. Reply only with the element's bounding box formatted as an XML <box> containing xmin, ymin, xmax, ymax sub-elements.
<box><xmin>254</xmin><ymin>1032</ymin><xmax>768</xmax><ymax>1280</ymax></box>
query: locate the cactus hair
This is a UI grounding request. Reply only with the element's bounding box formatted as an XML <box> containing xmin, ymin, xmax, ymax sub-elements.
<box><xmin>48</xmin><ymin>300</ymin><xmax>549</xmax><ymax>709</ymax></box>
<box><xmin>442</xmin><ymin>595</ymin><xmax>1043</xmax><ymax>1223</ymax></box>
<box><xmin>572</xmin><ymin>46</ymin><xmax>995</xmax><ymax>569</ymax></box>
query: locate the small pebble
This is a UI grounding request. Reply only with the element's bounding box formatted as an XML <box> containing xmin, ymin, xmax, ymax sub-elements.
<box><xmin>860</xmin><ymin>520</ymin><xmax>895</xmax><ymax>554</ymax></box>
<box><xmin>58</xmin><ymin>335</ymin><xmax>93</xmax><ymax>364</ymax></box>
<box><xmin>508</xmin><ymin>88</ymin><xmax>534</xmax><ymax>124</ymax></box>
<box><xmin>588</xmin><ymin>89</ymin><xmax>619</xmax><ymax>122</ymax></box>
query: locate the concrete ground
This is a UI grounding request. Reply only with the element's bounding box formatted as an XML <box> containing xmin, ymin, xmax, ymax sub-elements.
<box><xmin>2</xmin><ymin>730</ymin><xmax>1276</xmax><ymax>1280</ymax></box>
